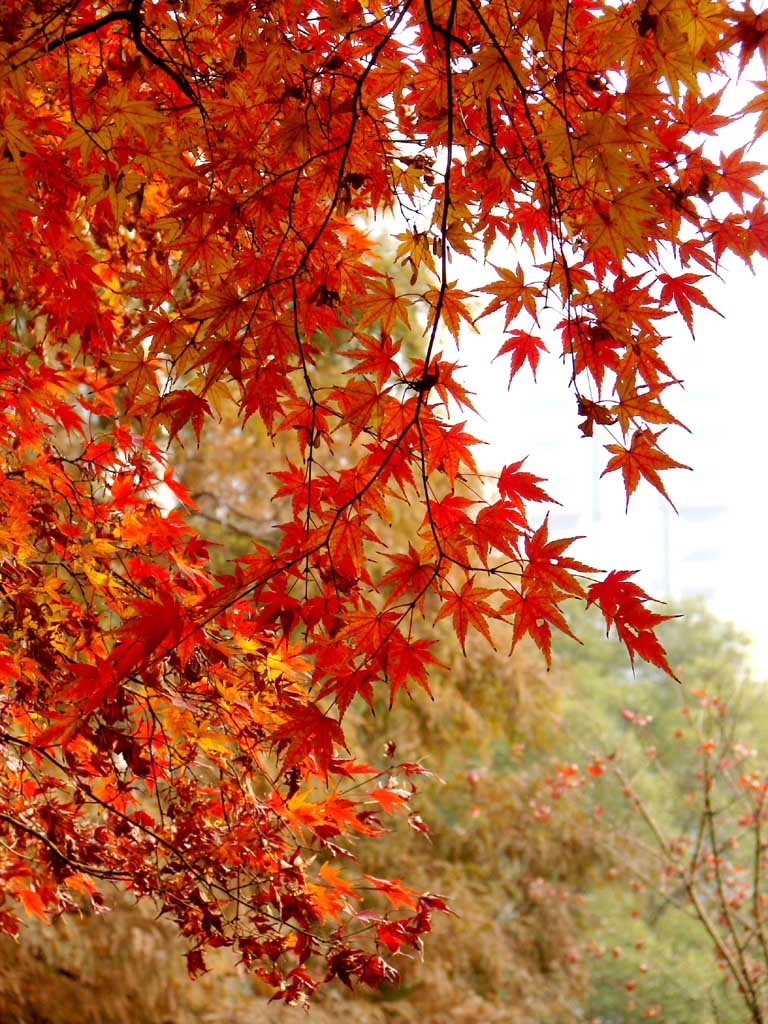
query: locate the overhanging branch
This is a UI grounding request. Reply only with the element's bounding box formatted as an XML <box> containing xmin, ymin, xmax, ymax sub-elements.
<box><xmin>42</xmin><ymin>1</ymin><xmax>199</xmax><ymax>106</ymax></box>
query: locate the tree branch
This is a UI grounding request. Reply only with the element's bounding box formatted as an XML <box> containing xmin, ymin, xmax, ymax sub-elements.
<box><xmin>128</xmin><ymin>0</ymin><xmax>199</xmax><ymax>105</ymax></box>
<box><xmin>0</xmin><ymin>811</ymin><xmax>130</xmax><ymax>881</ymax></box>
<box><xmin>42</xmin><ymin>0</ymin><xmax>199</xmax><ymax>106</ymax></box>
<box><xmin>44</xmin><ymin>9</ymin><xmax>132</xmax><ymax>51</ymax></box>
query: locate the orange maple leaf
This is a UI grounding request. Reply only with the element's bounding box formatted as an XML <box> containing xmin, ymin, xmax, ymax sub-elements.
<box><xmin>363</xmin><ymin>875</ymin><xmax>419</xmax><ymax>911</ymax></box>
<box><xmin>368</xmin><ymin>785</ymin><xmax>410</xmax><ymax>815</ymax></box>
<box><xmin>498</xmin><ymin>459</ymin><xmax>556</xmax><ymax>513</ymax></box>
<box><xmin>380</xmin><ymin>544</ymin><xmax>439</xmax><ymax>610</ymax></box>
<box><xmin>602</xmin><ymin>428</ymin><xmax>691</xmax><ymax>510</ymax></box>
<box><xmin>423</xmin><ymin>281</ymin><xmax>475</xmax><ymax>342</ymax></box>
<box><xmin>522</xmin><ymin>516</ymin><xmax>595</xmax><ymax>599</ymax></box>
<box><xmin>499</xmin><ymin>586</ymin><xmax>578</xmax><ymax>667</ymax></box>
<box><xmin>356</xmin><ymin>276</ymin><xmax>412</xmax><ymax>333</ymax></box>
<box><xmin>345</xmin><ymin>332</ymin><xmax>402</xmax><ymax>389</ymax></box>
<box><xmin>434</xmin><ymin>578</ymin><xmax>497</xmax><ymax>652</ymax></box>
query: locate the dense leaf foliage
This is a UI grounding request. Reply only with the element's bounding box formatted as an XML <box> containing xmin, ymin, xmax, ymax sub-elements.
<box><xmin>0</xmin><ymin>0</ymin><xmax>766</xmax><ymax>999</ymax></box>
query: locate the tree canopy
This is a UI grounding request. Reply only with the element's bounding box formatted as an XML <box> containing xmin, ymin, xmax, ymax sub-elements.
<box><xmin>0</xmin><ymin>0</ymin><xmax>766</xmax><ymax>1001</ymax></box>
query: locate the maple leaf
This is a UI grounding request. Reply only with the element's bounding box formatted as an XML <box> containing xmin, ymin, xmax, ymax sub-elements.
<box><xmin>434</xmin><ymin>578</ymin><xmax>498</xmax><ymax>652</ymax></box>
<box><xmin>162</xmin><ymin>468</ymin><xmax>200</xmax><ymax>509</ymax></box>
<box><xmin>522</xmin><ymin>517</ymin><xmax>595</xmax><ymax>599</ymax></box>
<box><xmin>380</xmin><ymin>544</ymin><xmax>439</xmax><ymax>610</ymax></box>
<box><xmin>472</xmin><ymin>501</ymin><xmax>526</xmax><ymax>565</ymax></box>
<box><xmin>368</xmin><ymin>785</ymin><xmax>410</xmax><ymax>815</ymax></box>
<box><xmin>319</xmin><ymin>861</ymin><xmax>360</xmax><ymax>900</ymax></box>
<box><xmin>273</xmin><ymin>703</ymin><xmax>347</xmax><ymax>775</ymax></box>
<box><xmin>394</xmin><ymin>228</ymin><xmax>437</xmax><ymax>281</ymax></box>
<box><xmin>384</xmin><ymin>632</ymin><xmax>440</xmax><ymax>704</ymax></box>
<box><xmin>307</xmin><ymin>872</ymin><xmax>356</xmax><ymax>923</ymax></box>
<box><xmin>602</xmin><ymin>428</ymin><xmax>691</xmax><ymax>510</ymax></box>
<box><xmin>730</xmin><ymin>4</ymin><xmax>768</xmax><ymax>73</ymax></box>
<box><xmin>356</xmin><ymin>276</ymin><xmax>412</xmax><ymax>333</ymax></box>
<box><xmin>499</xmin><ymin>586</ymin><xmax>578</xmax><ymax>668</ymax></box>
<box><xmin>587</xmin><ymin>571</ymin><xmax>678</xmax><ymax>678</ymax></box>
<box><xmin>335</xmin><ymin>378</ymin><xmax>389</xmax><ymax>442</ymax></box>
<box><xmin>424</xmin><ymin>493</ymin><xmax>476</xmax><ymax>562</ymax></box>
<box><xmin>328</xmin><ymin>510</ymin><xmax>370</xmax><ymax>579</ymax></box>
<box><xmin>17</xmin><ymin>887</ymin><xmax>50</xmax><ymax>923</ymax></box>
<box><xmin>416</xmin><ymin>358</ymin><xmax>479</xmax><ymax>413</ymax></box>
<box><xmin>336</xmin><ymin>606</ymin><xmax>399</xmax><ymax>658</ymax></box>
<box><xmin>584</xmin><ymin>184</ymin><xmax>660</xmax><ymax>263</ymax></box>
<box><xmin>363</xmin><ymin>876</ymin><xmax>419</xmax><ymax>911</ymax></box>
<box><xmin>495</xmin><ymin>330</ymin><xmax>548</xmax><ymax>382</ymax></box>
<box><xmin>156</xmin><ymin>389</ymin><xmax>212</xmax><ymax>443</ymax></box>
<box><xmin>563</xmin><ymin>320</ymin><xmax>623</xmax><ymax>394</ymax></box>
<box><xmin>57</xmin><ymin>658</ymin><xmax>118</xmax><ymax>718</ymax></box>
<box><xmin>618</xmin><ymin>624</ymin><xmax>677</xmax><ymax>678</ymax></box>
<box><xmin>319</xmin><ymin>669</ymin><xmax>375</xmax><ymax>720</ymax></box>
<box><xmin>613</xmin><ymin>379</ymin><xmax>684</xmax><ymax>437</ymax></box>
<box><xmin>376</xmin><ymin>919</ymin><xmax>412</xmax><ymax>954</ymax></box>
<box><xmin>658</xmin><ymin>271</ymin><xmax>720</xmax><ymax>335</ymax></box>
<box><xmin>498</xmin><ymin>459</ymin><xmax>556</xmax><ymax>513</ymax></box>
<box><xmin>423</xmin><ymin>281</ymin><xmax>476</xmax><ymax>342</ymax></box>
<box><xmin>478</xmin><ymin>264</ymin><xmax>540</xmax><ymax>328</ymax></box>
<box><xmin>345</xmin><ymin>332</ymin><xmax>402</xmax><ymax>389</ymax></box>
<box><xmin>715</xmin><ymin>146</ymin><xmax>767</xmax><ymax>206</ymax></box>
<box><xmin>587</xmin><ymin>570</ymin><xmax>654</xmax><ymax>627</ymax></box>
<box><xmin>420</xmin><ymin>419</ymin><xmax>479</xmax><ymax>487</ymax></box>
<box><xmin>742</xmin><ymin>81</ymin><xmax>768</xmax><ymax>137</ymax></box>
<box><xmin>442</xmin><ymin>369</ymin><xmax>479</xmax><ymax>415</ymax></box>
<box><xmin>110</xmin><ymin>591</ymin><xmax>187</xmax><ymax>683</ymax></box>
<box><xmin>577</xmin><ymin>397</ymin><xmax>618</xmax><ymax>437</ymax></box>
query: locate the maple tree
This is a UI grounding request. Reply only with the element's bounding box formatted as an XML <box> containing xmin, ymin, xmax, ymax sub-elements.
<box><xmin>0</xmin><ymin>0</ymin><xmax>766</xmax><ymax>1002</ymax></box>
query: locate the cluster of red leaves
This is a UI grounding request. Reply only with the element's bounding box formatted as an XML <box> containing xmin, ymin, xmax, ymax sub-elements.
<box><xmin>0</xmin><ymin>0</ymin><xmax>765</xmax><ymax>1002</ymax></box>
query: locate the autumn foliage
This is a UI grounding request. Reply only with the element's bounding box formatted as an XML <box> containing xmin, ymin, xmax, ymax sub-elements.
<box><xmin>0</xmin><ymin>0</ymin><xmax>766</xmax><ymax>1001</ymax></box>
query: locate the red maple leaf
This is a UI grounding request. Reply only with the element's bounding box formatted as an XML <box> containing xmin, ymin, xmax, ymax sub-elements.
<box><xmin>522</xmin><ymin>516</ymin><xmax>595</xmax><ymax>598</ymax></box>
<box><xmin>498</xmin><ymin>459</ymin><xmax>556</xmax><ymax>513</ymax></box>
<box><xmin>435</xmin><ymin>578</ymin><xmax>498</xmax><ymax>652</ymax></box>
<box><xmin>495</xmin><ymin>329</ymin><xmax>548</xmax><ymax>382</ymax></box>
<box><xmin>602</xmin><ymin>429</ymin><xmax>691</xmax><ymax>509</ymax></box>
<box><xmin>587</xmin><ymin>571</ymin><xmax>678</xmax><ymax>678</ymax></box>
<box><xmin>499</xmin><ymin>586</ymin><xmax>578</xmax><ymax>667</ymax></box>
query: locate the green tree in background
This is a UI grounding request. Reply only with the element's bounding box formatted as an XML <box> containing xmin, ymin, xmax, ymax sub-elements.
<box><xmin>558</xmin><ymin>605</ymin><xmax>768</xmax><ymax>1023</ymax></box>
